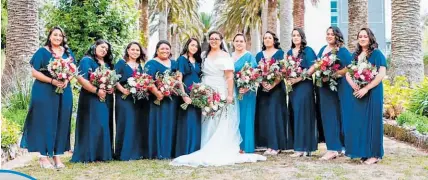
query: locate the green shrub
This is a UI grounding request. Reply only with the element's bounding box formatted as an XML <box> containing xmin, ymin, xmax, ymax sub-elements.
<box><xmin>408</xmin><ymin>77</ymin><xmax>428</xmax><ymax>117</ymax></box>
<box><xmin>1</xmin><ymin>116</ymin><xmax>21</xmax><ymax>148</ymax></box>
<box><xmin>383</xmin><ymin>76</ymin><xmax>413</xmax><ymax>119</ymax></box>
<box><xmin>397</xmin><ymin>111</ymin><xmax>428</xmax><ymax>135</ymax></box>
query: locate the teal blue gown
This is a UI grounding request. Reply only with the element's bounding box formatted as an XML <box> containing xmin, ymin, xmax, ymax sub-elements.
<box><xmin>71</xmin><ymin>57</ymin><xmax>113</xmax><ymax>162</ymax></box>
<box><xmin>175</xmin><ymin>56</ymin><xmax>202</xmax><ymax>157</ymax></box>
<box><xmin>344</xmin><ymin>49</ymin><xmax>386</xmax><ymax>159</ymax></box>
<box><xmin>144</xmin><ymin>59</ymin><xmax>178</xmax><ymax>159</ymax></box>
<box><xmin>20</xmin><ymin>48</ymin><xmax>75</xmax><ymax>156</ymax></box>
<box><xmin>114</xmin><ymin>59</ymin><xmax>146</xmax><ymax>160</ymax></box>
<box><xmin>316</xmin><ymin>45</ymin><xmax>352</xmax><ymax>151</ymax></box>
<box><xmin>255</xmin><ymin>50</ymin><xmax>293</xmax><ymax>150</ymax></box>
<box><xmin>234</xmin><ymin>52</ymin><xmax>257</xmax><ymax>153</ymax></box>
<box><xmin>287</xmin><ymin>47</ymin><xmax>318</xmax><ymax>152</ymax></box>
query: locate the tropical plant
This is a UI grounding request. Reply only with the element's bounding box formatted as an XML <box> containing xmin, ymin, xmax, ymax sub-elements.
<box><xmin>408</xmin><ymin>77</ymin><xmax>428</xmax><ymax>117</ymax></box>
<box><xmin>383</xmin><ymin>76</ymin><xmax>413</xmax><ymax>119</ymax></box>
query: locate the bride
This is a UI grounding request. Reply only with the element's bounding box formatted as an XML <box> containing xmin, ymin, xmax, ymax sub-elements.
<box><xmin>170</xmin><ymin>31</ymin><xmax>266</xmax><ymax>167</ymax></box>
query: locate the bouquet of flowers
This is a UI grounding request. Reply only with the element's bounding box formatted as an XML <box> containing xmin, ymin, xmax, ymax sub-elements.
<box><xmin>313</xmin><ymin>50</ymin><xmax>341</xmax><ymax>91</ymax></box>
<box><xmin>89</xmin><ymin>65</ymin><xmax>121</xmax><ymax>102</ymax></box>
<box><xmin>279</xmin><ymin>55</ymin><xmax>309</xmax><ymax>93</ymax></box>
<box><xmin>122</xmin><ymin>70</ymin><xmax>154</xmax><ymax>102</ymax></box>
<box><xmin>235</xmin><ymin>62</ymin><xmax>262</xmax><ymax>100</ymax></box>
<box><xmin>181</xmin><ymin>83</ymin><xmax>226</xmax><ymax>116</ymax></box>
<box><xmin>153</xmin><ymin>70</ymin><xmax>184</xmax><ymax>105</ymax></box>
<box><xmin>47</xmin><ymin>57</ymin><xmax>78</xmax><ymax>93</ymax></box>
<box><xmin>258</xmin><ymin>58</ymin><xmax>281</xmax><ymax>92</ymax></box>
<box><xmin>347</xmin><ymin>58</ymin><xmax>378</xmax><ymax>88</ymax></box>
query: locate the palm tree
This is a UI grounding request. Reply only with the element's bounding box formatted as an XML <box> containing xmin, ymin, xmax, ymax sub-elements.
<box><xmin>292</xmin><ymin>0</ymin><xmax>319</xmax><ymax>30</ymax></box>
<box><xmin>199</xmin><ymin>12</ymin><xmax>213</xmax><ymax>52</ymax></box>
<box><xmin>279</xmin><ymin>0</ymin><xmax>292</xmax><ymax>50</ymax></box>
<box><xmin>348</xmin><ymin>0</ymin><xmax>368</xmax><ymax>52</ymax></box>
<box><xmin>267</xmin><ymin>0</ymin><xmax>278</xmax><ymax>33</ymax></box>
<box><xmin>139</xmin><ymin>0</ymin><xmax>149</xmax><ymax>47</ymax></box>
<box><xmin>390</xmin><ymin>0</ymin><xmax>424</xmax><ymax>83</ymax></box>
<box><xmin>2</xmin><ymin>0</ymin><xmax>39</xmax><ymax>94</ymax></box>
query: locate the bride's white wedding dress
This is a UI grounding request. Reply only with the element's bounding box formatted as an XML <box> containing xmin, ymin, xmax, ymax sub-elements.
<box><xmin>170</xmin><ymin>54</ymin><xmax>266</xmax><ymax>167</ymax></box>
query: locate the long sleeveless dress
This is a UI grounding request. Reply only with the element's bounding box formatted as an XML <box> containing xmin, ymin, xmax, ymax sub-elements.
<box><xmin>170</xmin><ymin>54</ymin><xmax>266</xmax><ymax>167</ymax></box>
<box><xmin>71</xmin><ymin>57</ymin><xmax>113</xmax><ymax>162</ymax></box>
<box><xmin>255</xmin><ymin>50</ymin><xmax>293</xmax><ymax>151</ymax></box>
<box><xmin>234</xmin><ymin>51</ymin><xmax>257</xmax><ymax>153</ymax></box>
<box><xmin>114</xmin><ymin>59</ymin><xmax>146</xmax><ymax>160</ymax></box>
<box><xmin>21</xmin><ymin>48</ymin><xmax>75</xmax><ymax>157</ymax></box>
<box><xmin>344</xmin><ymin>49</ymin><xmax>386</xmax><ymax>159</ymax></box>
<box><xmin>287</xmin><ymin>47</ymin><xmax>318</xmax><ymax>153</ymax></box>
<box><xmin>175</xmin><ymin>55</ymin><xmax>202</xmax><ymax>157</ymax></box>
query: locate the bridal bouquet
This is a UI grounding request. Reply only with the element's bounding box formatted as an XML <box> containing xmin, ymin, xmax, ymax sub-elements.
<box><xmin>235</xmin><ymin>62</ymin><xmax>262</xmax><ymax>100</ymax></box>
<box><xmin>153</xmin><ymin>70</ymin><xmax>184</xmax><ymax>105</ymax></box>
<box><xmin>258</xmin><ymin>58</ymin><xmax>281</xmax><ymax>92</ymax></box>
<box><xmin>347</xmin><ymin>59</ymin><xmax>378</xmax><ymax>88</ymax></box>
<box><xmin>46</xmin><ymin>57</ymin><xmax>78</xmax><ymax>93</ymax></box>
<box><xmin>89</xmin><ymin>65</ymin><xmax>121</xmax><ymax>102</ymax></box>
<box><xmin>181</xmin><ymin>83</ymin><xmax>226</xmax><ymax>116</ymax></box>
<box><xmin>279</xmin><ymin>55</ymin><xmax>309</xmax><ymax>93</ymax></box>
<box><xmin>313</xmin><ymin>50</ymin><xmax>341</xmax><ymax>91</ymax></box>
<box><xmin>121</xmin><ymin>70</ymin><xmax>154</xmax><ymax>102</ymax></box>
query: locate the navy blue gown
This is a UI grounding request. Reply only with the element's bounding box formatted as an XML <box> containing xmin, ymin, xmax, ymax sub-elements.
<box><xmin>21</xmin><ymin>48</ymin><xmax>75</xmax><ymax>156</ymax></box>
<box><xmin>344</xmin><ymin>49</ymin><xmax>386</xmax><ymax>159</ymax></box>
<box><xmin>175</xmin><ymin>56</ymin><xmax>202</xmax><ymax>157</ymax></box>
<box><xmin>287</xmin><ymin>47</ymin><xmax>318</xmax><ymax>153</ymax></box>
<box><xmin>144</xmin><ymin>59</ymin><xmax>178</xmax><ymax>159</ymax></box>
<box><xmin>71</xmin><ymin>57</ymin><xmax>113</xmax><ymax>162</ymax></box>
<box><xmin>114</xmin><ymin>59</ymin><xmax>146</xmax><ymax>160</ymax></box>
<box><xmin>316</xmin><ymin>45</ymin><xmax>352</xmax><ymax>152</ymax></box>
<box><xmin>234</xmin><ymin>52</ymin><xmax>258</xmax><ymax>153</ymax></box>
<box><xmin>255</xmin><ymin>50</ymin><xmax>293</xmax><ymax>151</ymax></box>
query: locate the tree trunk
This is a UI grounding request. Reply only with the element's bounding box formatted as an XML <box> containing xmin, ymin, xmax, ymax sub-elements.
<box><xmin>348</xmin><ymin>0</ymin><xmax>368</xmax><ymax>52</ymax></box>
<box><xmin>139</xmin><ymin>0</ymin><xmax>149</xmax><ymax>47</ymax></box>
<box><xmin>280</xmin><ymin>0</ymin><xmax>292</xmax><ymax>50</ymax></box>
<box><xmin>267</xmin><ymin>0</ymin><xmax>278</xmax><ymax>33</ymax></box>
<box><xmin>245</xmin><ymin>29</ymin><xmax>252</xmax><ymax>52</ymax></box>
<box><xmin>390</xmin><ymin>0</ymin><xmax>424</xmax><ymax>84</ymax></box>
<box><xmin>293</xmin><ymin>0</ymin><xmax>304</xmax><ymax>29</ymax></box>
<box><xmin>171</xmin><ymin>33</ymin><xmax>179</xmax><ymax>59</ymax></box>
<box><xmin>250</xmin><ymin>25</ymin><xmax>260</xmax><ymax>54</ymax></box>
<box><xmin>261</xmin><ymin>0</ymin><xmax>268</xmax><ymax>34</ymax></box>
<box><xmin>158</xmin><ymin>8</ymin><xmax>168</xmax><ymax>41</ymax></box>
<box><xmin>2</xmin><ymin>0</ymin><xmax>39</xmax><ymax>94</ymax></box>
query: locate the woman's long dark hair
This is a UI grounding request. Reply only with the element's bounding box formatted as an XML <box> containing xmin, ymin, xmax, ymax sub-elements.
<box><xmin>180</xmin><ymin>38</ymin><xmax>202</xmax><ymax>64</ymax></box>
<box><xmin>85</xmin><ymin>39</ymin><xmax>114</xmax><ymax>70</ymax></box>
<box><xmin>291</xmin><ymin>28</ymin><xmax>307</xmax><ymax>59</ymax></box>
<box><xmin>262</xmin><ymin>31</ymin><xmax>281</xmax><ymax>50</ymax></box>
<box><xmin>206</xmin><ymin>31</ymin><xmax>227</xmax><ymax>57</ymax></box>
<box><xmin>123</xmin><ymin>41</ymin><xmax>146</xmax><ymax>64</ymax></box>
<box><xmin>153</xmin><ymin>40</ymin><xmax>172</xmax><ymax>59</ymax></box>
<box><xmin>327</xmin><ymin>26</ymin><xmax>345</xmax><ymax>48</ymax></box>
<box><xmin>45</xmin><ymin>26</ymin><xmax>70</xmax><ymax>57</ymax></box>
<box><xmin>354</xmin><ymin>27</ymin><xmax>378</xmax><ymax>60</ymax></box>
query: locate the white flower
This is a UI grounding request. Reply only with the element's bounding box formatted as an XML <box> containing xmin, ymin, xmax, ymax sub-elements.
<box><xmin>164</xmin><ymin>85</ymin><xmax>169</xmax><ymax>89</ymax></box>
<box><xmin>100</xmin><ymin>77</ymin><xmax>107</xmax><ymax>83</ymax></box>
<box><xmin>290</xmin><ymin>72</ymin><xmax>297</xmax><ymax>77</ymax></box>
<box><xmin>246</xmin><ymin>70</ymin><xmax>251</xmax><ymax>74</ymax></box>
<box><xmin>267</xmin><ymin>75</ymin><xmax>272</xmax><ymax>80</ymax></box>
<box><xmin>160</xmin><ymin>87</ymin><xmax>165</xmax><ymax>91</ymax></box>
<box><xmin>204</xmin><ymin>107</ymin><xmax>211</xmax><ymax>112</ymax></box>
<box><xmin>315</xmin><ymin>71</ymin><xmax>321</xmax><ymax>77</ymax></box>
<box><xmin>212</xmin><ymin>104</ymin><xmax>218</xmax><ymax>111</ymax></box>
<box><xmin>202</xmin><ymin>111</ymin><xmax>207</xmax><ymax>116</ymax></box>
<box><xmin>199</xmin><ymin>85</ymin><xmax>205</xmax><ymax>91</ymax></box>
<box><xmin>290</xmin><ymin>60</ymin><xmax>295</xmax><ymax>65</ymax></box>
<box><xmin>130</xmin><ymin>87</ymin><xmax>137</xmax><ymax>93</ymax></box>
<box><xmin>107</xmin><ymin>85</ymin><xmax>112</xmax><ymax>89</ymax></box>
<box><xmin>218</xmin><ymin>103</ymin><xmax>225</xmax><ymax>107</ymax></box>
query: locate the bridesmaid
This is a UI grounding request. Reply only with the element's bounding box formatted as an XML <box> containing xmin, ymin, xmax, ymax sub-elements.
<box><xmin>20</xmin><ymin>27</ymin><xmax>75</xmax><ymax>169</ymax></box>
<box><xmin>144</xmin><ymin>40</ymin><xmax>179</xmax><ymax>159</ymax></box>
<box><xmin>344</xmin><ymin>28</ymin><xmax>386</xmax><ymax>164</ymax></box>
<box><xmin>232</xmin><ymin>33</ymin><xmax>257</xmax><ymax>153</ymax></box>
<box><xmin>175</xmin><ymin>38</ymin><xmax>202</xmax><ymax>157</ymax></box>
<box><xmin>255</xmin><ymin>31</ymin><xmax>293</xmax><ymax>155</ymax></box>
<box><xmin>114</xmin><ymin>42</ymin><xmax>147</xmax><ymax>160</ymax></box>
<box><xmin>71</xmin><ymin>39</ymin><xmax>114</xmax><ymax>162</ymax></box>
<box><xmin>315</xmin><ymin>26</ymin><xmax>352</xmax><ymax>160</ymax></box>
<box><xmin>286</xmin><ymin>28</ymin><xmax>318</xmax><ymax>157</ymax></box>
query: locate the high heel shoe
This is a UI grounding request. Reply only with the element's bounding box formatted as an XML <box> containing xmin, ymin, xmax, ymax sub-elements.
<box><xmin>39</xmin><ymin>161</ymin><xmax>54</xmax><ymax>169</ymax></box>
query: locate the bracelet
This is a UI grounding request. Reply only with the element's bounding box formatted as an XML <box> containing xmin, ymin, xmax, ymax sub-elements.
<box><xmin>50</xmin><ymin>78</ymin><xmax>54</xmax><ymax>84</ymax></box>
<box><xmin>95</xmin><ymin>87</ymin><xmax>99</xmax><ymax>94</ymax></box>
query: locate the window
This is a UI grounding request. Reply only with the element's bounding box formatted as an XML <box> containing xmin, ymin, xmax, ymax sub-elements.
<box><xmin>331</xmin><ymin>1</ymin><xmax>338</xmax><ymax>13</ymax></box>
<box><xmin>331</xmin><ymin>16</ymin><xmax>338</xmax><ymax>24</ymax></box>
